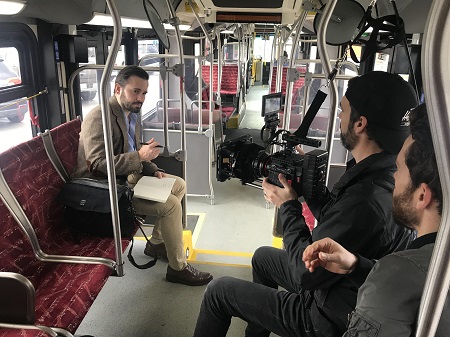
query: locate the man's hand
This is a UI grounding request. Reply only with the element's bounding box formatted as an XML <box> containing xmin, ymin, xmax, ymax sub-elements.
<box><xmin>138</xmin><ymin>138</ymin><xmax>160</xmax><ymax>161</ymax></box>
<box><xmin>262</xmin><ymin>173</ymin><xmax>298</xmax><ymax>207</ymax></box>
<box><xmin>302</xmin><ymin>238</ymin><xmax>358</xmax><ymax>274</ymax></box>
<box><xmin>154</xmin><ymin>171</ymin><xmax>166</xmax><ymax>179</ymax></box>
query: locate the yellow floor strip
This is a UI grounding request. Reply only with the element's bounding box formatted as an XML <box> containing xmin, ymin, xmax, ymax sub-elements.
<box><xmin>189</xmin><ymin>212</ymin><xmax>206</xmax><ymax>247</ymax></box>
<box><xmin>134</xmin><ymin>212</ymin><xmax>283</xmax><ymax>267</ymax></box>
<box><xmin>187</xmin><ymin>260</ymin><xmax>252</xmax><ymax>268</ymax></box>
<box><xmin>194</xmin><ymin>249</ymin><xmax>253</xmax><ymax>257</ymax></box>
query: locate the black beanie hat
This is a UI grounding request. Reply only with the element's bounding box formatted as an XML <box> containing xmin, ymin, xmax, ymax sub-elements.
<box><xmin>345</xmin><ymin>71</ymin><xmax>418</xmax><ymax>154</ymax></box>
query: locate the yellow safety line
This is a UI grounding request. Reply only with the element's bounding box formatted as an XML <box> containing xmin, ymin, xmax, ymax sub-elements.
<box><xmin>133</xmin><ymin>212</ymin><xmax>206</xmax><ymax>240</ymax></box>
<box><xmin>133</xmin><ymin>212</ymin><xmax>281</xmax><ymax>268</ymax></box>
<box><xmin>194</xmin><ymin>249</ymin><xmax>253</xmax><ymax>258</ymax></box>
<box><xmin>186</xmin><ymin>260</ymin><xmax>252</xmax><ymax>268</ymax></box>
<box><xmin>189</xmin><ymin>212</ymin><xmax>206</xmax><ymax>247</ymax></box>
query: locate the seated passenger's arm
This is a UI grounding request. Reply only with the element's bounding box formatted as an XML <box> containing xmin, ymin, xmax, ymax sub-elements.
<box><xmin>282</xmin><ymin>190</ymin><xmax>387</xmax><ymax>290</ymax></box>
<box><xmin>302</xmin><ymin>238</ymin><xmax>376</xmax><ymax>288</ymax></box>
<box><xmin>343</xmin><ymin>254</ymin><xmax>426</xmax><ymax>337</ymax></box>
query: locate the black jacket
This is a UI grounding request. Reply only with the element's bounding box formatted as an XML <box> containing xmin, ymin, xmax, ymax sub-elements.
<box><xmin>279</xmin><ymin>151</ymin><xmax>415</xmax><ymax>336</ymax></box>
<box><xmin>343</xmin><ymin>233</ymin><xmax>450</xmax><ymax>337</ymax></box>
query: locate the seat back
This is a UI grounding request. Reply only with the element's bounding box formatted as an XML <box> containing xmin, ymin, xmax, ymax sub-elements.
<box><xmin>0</xmin><ymin>272</ymin><xmax>35</xmax><ymax>324</ymax></box>
<box><xmin>201</xmin><ymin>64</ymin><xmax>219</xmax><ymax>92</ymax></box>
<box><xmin>220</xmin><ymin>65</ymin><xmax>239</xmax><ymax>95</ymax></box>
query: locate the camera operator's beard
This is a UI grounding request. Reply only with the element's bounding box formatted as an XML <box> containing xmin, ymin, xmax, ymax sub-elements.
<box><xmin>340</xmin><ymin>126</ymin><xmax>358</xmax><ymax>151</ymax></box>
<box><xmin>392</xmin><ymin>185</ymin><xmax>419</xmax><ymax>231</ymax></box>
<box><xmin>120</xmin><ymin>93</ymin><xmax>142</xmax><ymax>114</ymax></box>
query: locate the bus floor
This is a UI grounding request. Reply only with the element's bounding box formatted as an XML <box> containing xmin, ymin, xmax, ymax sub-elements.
<box><xmin>75</xmin><ymin>197</ymin><xmax>280</xmax><ymax>337</ymax></box>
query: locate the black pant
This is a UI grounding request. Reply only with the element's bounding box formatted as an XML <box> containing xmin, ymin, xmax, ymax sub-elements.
<box><xmin>193</xmin><ymin>246</ymin><xmax>326</xmax><ymax>337</ymax></box>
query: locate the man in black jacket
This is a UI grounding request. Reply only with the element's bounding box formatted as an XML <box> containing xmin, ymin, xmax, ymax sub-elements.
<box><xmin>192</xmin><ymin>72</ymin><xmax>417</xmax><ymax>337</ymax></box>
<box><xmin>302</xmin><ymin>104</ymin><xmax>448</xmax><ymax>336</ymax></box>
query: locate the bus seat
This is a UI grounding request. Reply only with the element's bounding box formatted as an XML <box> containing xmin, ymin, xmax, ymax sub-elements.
<box><xmin>270</xmin><ymin>67</ymin><xmax>307</xmax><ymax>104</ymax></box>
<box><xmin>220</xmin><ymin>65</ymin><xmax>239</xmax><ymax>95</ymax></box>
<box><xmin>0</xmin><ymin>272</ymin><xmax>35</xmax><ymax>325</ymax></box>
<box><xmin>201</xmin><ymin>64</ymin><xmax>219</xmax><ymax>93</ymax></box>
<box><xmin>0</xmin><ymin>120</ymin><xmax>133</xmax><ymax>336</ymax></box>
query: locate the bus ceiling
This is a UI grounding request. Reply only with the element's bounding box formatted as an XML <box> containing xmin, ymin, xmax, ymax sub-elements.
<box><xmin>8</xmin><ymin>0</ymin><xmax>431</xmax><ymax>35</ymax></box>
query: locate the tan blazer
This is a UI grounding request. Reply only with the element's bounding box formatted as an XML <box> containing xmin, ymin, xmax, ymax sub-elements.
<box><xmin>72</xmin><ymin>96</ymin><xmax>159</xmax><ymax>181</ymax></box>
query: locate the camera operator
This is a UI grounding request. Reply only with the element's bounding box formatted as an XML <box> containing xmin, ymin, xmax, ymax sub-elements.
<box><xmin>192</xmin><ymin>72</ymin><xmax>417</xmax><ymax>337</ymax></box>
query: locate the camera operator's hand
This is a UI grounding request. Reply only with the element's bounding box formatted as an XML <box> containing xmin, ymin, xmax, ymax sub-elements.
<box><xmin>262</xmin><ymin>173</ymin><xmax>298</xmax><ymax>207</ymax></box>
<box><xmin>138</xmin><ymin>138</ymin><xmax>160</xmax><ymax>162</ymax></box>
<box><xmin>302</xmin><ymin>238</ymin><xmax>358</xmax><ymax>274</ymax></box>
<box><xmin>295</xmin><ymin>145</ymin><xmax>305</xmax><ymax>155</ymax></box>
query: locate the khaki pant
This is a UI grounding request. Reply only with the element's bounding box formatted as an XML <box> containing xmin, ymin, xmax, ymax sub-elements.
<box><xmin>131</xmin><ymin>174</ymin><xmax>186</xmax><ymax>270</ymax></box>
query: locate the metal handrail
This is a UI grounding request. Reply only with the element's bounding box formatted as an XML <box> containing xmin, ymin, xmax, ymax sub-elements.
<box><xmin>100</xmin><ymin>0</ymin><xmax>125</xmax><ymax>276</ymax></box>
<box><xmin>0</xmin><ymin>170</ymin><xmax>116</xmax><ymax>270</ymax></box>
<box><xmin>165</xmin><ymin>0</ymin><xmax>189</xmax><ymax>222</ymax></box>
<box><xmin>294</xmin><ymin>59</ymin><xmax>359</xmax><ymax>74</ymax></box>
<box><xmin>282</xmin><ymin>14</ymin><xmax>306</xmax><ymax>132</ymax></box>
<box><xmin>315</xmin><ymin>0</ymin><xmax>339</xmax><ymax>188</ymax></box>
<box><xmin>416</xmin><ymin>0</ymin><xmax>450</xmax><ymax>335</ymax></box>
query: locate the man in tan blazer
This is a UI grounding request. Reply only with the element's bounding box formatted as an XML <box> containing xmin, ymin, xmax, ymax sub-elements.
<box><xmin>73</xmin><ymin>65</ymin><xmax>212</xmax><ymax>286</ymax></box>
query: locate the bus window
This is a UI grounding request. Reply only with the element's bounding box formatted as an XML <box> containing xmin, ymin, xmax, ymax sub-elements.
<box><xmin>81</xmin><ymin>45</ymin><xmax>126</xmax><ymax>119</ymax></box>
<box><xmin>138</xmin><ymin>40</ymin><xmax>161</xmax><ymax>118</ymax></box>
<box><xmin>79</xmin><ymin>46</ymin><xmax>98</xmax><ymax>118</ymax></box>
<box><xmin>0</xmin><ymin>46</ymin><xmax>31</xmax><ymax>153</ymax></box>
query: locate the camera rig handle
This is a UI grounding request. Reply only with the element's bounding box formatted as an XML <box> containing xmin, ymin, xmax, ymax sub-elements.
<box><xmin>293</xmin><ymin>89</ymin><xmax>328</xmax><ymax>140</ymax></box>
<box><xmin>283</xmin><ymin>133</ymin><xmax>322</xmax><ymax>148</ymax></box>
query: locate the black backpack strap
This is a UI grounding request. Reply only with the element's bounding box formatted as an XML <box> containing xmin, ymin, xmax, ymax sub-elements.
<box><xmin>127</xmin><ymin>221</ymin><xmax>157</xmax><ymax>269</ymax></box>
<box><xmin>349</xmin><ymin>4</ymin><xmax>406</xmax><ymax>63</ymax></box>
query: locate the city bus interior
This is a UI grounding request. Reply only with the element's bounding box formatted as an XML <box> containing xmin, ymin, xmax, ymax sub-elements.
<box><xmin>0</xmin><ymin>0</ymin><xmax>448</xmax><ymax>336</ymax></box>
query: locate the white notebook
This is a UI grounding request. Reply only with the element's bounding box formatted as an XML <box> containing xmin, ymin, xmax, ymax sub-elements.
<box><xmin>133</xmin><ymin>176</ymin><xmax>176</xmax><ymax>203</ymax></box>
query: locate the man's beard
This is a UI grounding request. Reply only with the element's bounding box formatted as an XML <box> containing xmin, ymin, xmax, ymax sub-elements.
<box><xmin>392</xmin><ymin>185</ymin><xmax>419</xmax><ymax>231</ymax></box>
<box><xmin>340</xmin><ymin>125</ymin><xmax>358</xmax><ymax>151</ymax></box>
<box><xmin>120</xmin><ymin>93</ymin><xmax>142</xmax><ymax>114</ymax></box>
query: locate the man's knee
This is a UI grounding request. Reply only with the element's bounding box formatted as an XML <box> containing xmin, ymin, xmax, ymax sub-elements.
<box><xmin>164</xmin><ymin>194</ymin><xmax>182</xmax><ymax>213</ymax></box>
<box><xmin>205</xmin><ymin>276</ymin><xmax>233</xmax><ymax>298</ymax></box>
<box><xmin>252</xmin><ymin>246</ymin><xmax>275</xmax><ymax>268</ymax></box>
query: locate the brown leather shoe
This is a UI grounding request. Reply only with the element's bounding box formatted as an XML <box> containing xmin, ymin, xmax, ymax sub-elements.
<box><xmin>166</xmin><ymin>264</ymin><xmax>213</xmax><ymax>286</ymax></box>
<box><xmin>144</xmin><ymin>241</ymin><xmax>168</xmax><ymax>260</ymax></box>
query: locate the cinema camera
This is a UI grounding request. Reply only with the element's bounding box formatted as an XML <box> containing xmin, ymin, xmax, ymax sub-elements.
<box><xmin>216</xmin><ymin>93</ymin><xmax>329</xmax><ymax>199</ymax></box>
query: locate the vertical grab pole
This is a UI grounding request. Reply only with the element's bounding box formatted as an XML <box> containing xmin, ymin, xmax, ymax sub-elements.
<box><xmin>188</xmin><ymin>0</ymin><xmax>215</xmax><ymax>203</ymax></box>
<box><xmin>281</xmin><ymin>14</ymin><xmax>306</xmax><ymax>131</ymax></box>
<box><xmin>268</xmin><ymin>26</ymin><xmax>278</xmax><ymax>93</ymax></box>
<box><xmin>217</xmin><ymin>31</ymin><xmax>222</xmax><ymax>109</ymax></box>
<box><xmin>272</xmin><ymin>15</ymin><xmax>307</xmax><ymax>237</ymax></box>
<box><xmin>275</xmin><ymin>29</ymin><xmax>284</xmax><ymax>93</ymax></box>
<box><xmin>315</xmin><ymin>0</ymin><xmax>339</xmax><ymax>187</ymax></box>
<box><xmin>166</xmin><ymin>0</ymin><xmax>188</xmax><ymax>226</ymax></box>
<box><xmin>416</xmin><ymin>0</ymin><xmax>450</xmax><ymax>336</ymax></box>
<box><xmin>100</xmin><ymin>0</ymin><xmax>124</xmax><ymax>276</ymax></box>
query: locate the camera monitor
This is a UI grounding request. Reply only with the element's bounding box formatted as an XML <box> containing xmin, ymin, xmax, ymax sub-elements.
<box><xmin>261</xmin><ymin>92</ymin><xmax>282</xmax><ymax>117</ymax></box>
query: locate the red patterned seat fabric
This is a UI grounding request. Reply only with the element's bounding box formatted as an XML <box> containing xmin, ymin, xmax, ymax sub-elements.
<box><xmin>220</xmin><ymin>65</ymin><xmax>239</xmax><ymax>95</ymax></box>
<box><xmin>270</xmin><ymin>66</ymin><xmax>307</xmax><ymax>105</ymax></box>
<box><xmin>0</xmin><ymin>119</ymin><xmax>132</xmax><ymax>336</ymax></box>
<box><xmin>201</xmin><ymin>64</ymin><xmax>219</xmax><ymax>93</ymax></box>
<box><xmin>221</xmin><ymin>106</ymin><xmax>236</xmax><ymax>122</ymax></box>
<box><xmin>202</xmin><ymin>64</ymin><xmax>239</xmax><ymax>95</ymax></box>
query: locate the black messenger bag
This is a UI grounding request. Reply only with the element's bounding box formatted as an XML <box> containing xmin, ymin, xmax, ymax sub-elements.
<box><xmin>56</xmin><ymin>178</ymin><xmax>135</xmax><ymax>240</ymax></box>
<box><xmin>57</xmin><ymin>178</ymin><xmax>157</xmax><ymax>270</ymax></box>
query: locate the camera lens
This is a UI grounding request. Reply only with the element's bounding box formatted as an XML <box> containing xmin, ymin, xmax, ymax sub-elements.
<box><xmin>252</xmin><ymin>150</ymin><xmax>270</xmax><ymax>178</ymax></box>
